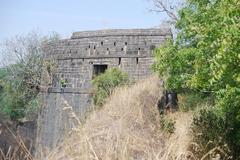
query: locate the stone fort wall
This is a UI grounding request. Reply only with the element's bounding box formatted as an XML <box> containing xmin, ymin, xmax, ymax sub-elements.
<box><xmin>36</xmin><ymin>28</ymin><xmax>172</xmax><ymax>150</ymax></box>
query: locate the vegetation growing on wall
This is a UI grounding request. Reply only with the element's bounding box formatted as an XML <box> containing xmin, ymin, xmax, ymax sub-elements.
<box><xmin>92</xmin><ymin>68</ymin><xmax>129</xmax><ymax>106</ymax></box>
<box><xmin>152</xmin><ymin>0</ymin><xmax>240</xmax><ymax>158</ymax></box>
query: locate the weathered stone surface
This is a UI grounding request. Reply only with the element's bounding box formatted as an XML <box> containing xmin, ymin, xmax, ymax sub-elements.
<box><xmin>36</xmin><ymin>28</ymin><xmax>172</xmax><ymax>151</ymax></box>
<box><xmin>71</xmin><ymin>28</ymin><xmax>171</xmax><ymax>39</ymax></box>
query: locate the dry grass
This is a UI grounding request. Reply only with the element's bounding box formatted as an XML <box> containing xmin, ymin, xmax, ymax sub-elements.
<box><xmin>162</xmin><ymin>112</ymin><xmax>194</xmax><ymax>160</ymax></box>
<box><xmin>0</xmin><ymin>124</ymin><xmax>33</xmax><ymax>160</ymax></box>
<box><xmin>39</xmin><ymin>75</ymin><xmax>193</xmax><ymax>160</ymax></box>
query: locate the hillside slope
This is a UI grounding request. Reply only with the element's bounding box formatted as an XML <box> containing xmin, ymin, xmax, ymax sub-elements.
<box><xmin>44</xmin><ymin>76</ymin><xmax>192</xmax><ymax>160</ymax></box>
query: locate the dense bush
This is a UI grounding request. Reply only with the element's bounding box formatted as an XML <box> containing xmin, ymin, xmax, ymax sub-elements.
<box><xmin>0</xmin><ymin>67</ymin><xmax>40</xmax><ymax>120</ymax></box>
<box><xmin>190</xmin><ymin>108</ymin><xmax>231</xmax><ymax>159</ymax></box>
<box><xmin>92</xmin><ymin>68</ymin><xmax>128</xmax><ymax>106</ymax></box>
<box><xmin>178</xmin><ymin>92</ymin><xmax>214</xmax><ymax>112</ymax></box>
<box><xmin>190</xmin><ymin>96</ymin><xmax>240</xmax><ymax>159</ymax></box>
<box><xmin>152</xmin><ymin>0</ymin><xmax>240</xmax><ymax>158</ymax></box>
<box><xmin>217</xmin><ymin>87</ymin><xmax>240</xmax><ymax>158</ymax></box>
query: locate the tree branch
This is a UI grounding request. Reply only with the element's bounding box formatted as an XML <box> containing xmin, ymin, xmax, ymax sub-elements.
<box><xmin>150</xmin><ymin>0</ymin><xmax>183</xmax><ymax>22</ymax></box>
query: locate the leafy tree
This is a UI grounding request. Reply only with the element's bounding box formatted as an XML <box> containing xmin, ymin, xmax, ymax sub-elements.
<box><xmin>0</xmin><ymin>31</ymin><xmax>59</xmax><ymax>120</ymax></box>
<box><xmin>152</xmin><ymin>0</ymin><xmax>240</xmax><ymax>158</ymax></box>
<box><xmin>153</xmin><ymin>0</ymin><xmax>240</xmax><ymax>92</ymax></box>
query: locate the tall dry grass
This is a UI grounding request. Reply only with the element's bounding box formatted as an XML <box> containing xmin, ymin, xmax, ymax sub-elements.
<box><xmin>0</xmin><ymin>124</ymin><xmax>33</xmax><ymax>160</ymax></box>
<box><xmin>46</xmin><ymin>75</ymin><xmax>164</xmax><ymax>160</ymax></box>
<box><xmin>40</xmin><ymin>75</ymin><xmax>193</xmax><ymax>160</ymax></box>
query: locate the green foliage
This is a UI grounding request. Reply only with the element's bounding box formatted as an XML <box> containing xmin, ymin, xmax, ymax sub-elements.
<box><xmin>0</xmin><ymin>67</ymin><xmax>37</xmax><ymax>120</ymax></box>
<box><xmin>92</xmin><ymin>68</ymin><xmax>128</xmax><ymax>106</ymax></box>
<box><xmin>0</xmin><ymin>32</ymin><xmax>60</xmax><ymax>120</ymax></box>
<box><xmin>176</xmin><ymin>0</ymin><xmax>240</xmax><ymax>91</ymax></box>
<box><xmin>178</xmin><ymin>92</ymin><xmax>214</xmax><ymax>111</ymax></box>
<box><xmin>0</xmin><ymin>68</ymin><xmax>7</xmax><ymax>94</ymax></box>
<box><xmin>190</xmin><ymin>107</ymin><xmax>231</xmax><ymax>159</ymax></box>
<box><xmin>153</xmin><ymin>0</ymin><xmax>240</xmax><ymax>92</ymax></box>
<box><xmin>0</xmin><ymin>64</ymin><xmax>42</xmax><ymax>121</ymax></box>
<box><xmin>0</xmin><ymin>68</ymin><xmax>8</xmax><ymax>79</ymax></box>
<box><xmin>190</xmin><ymin>89</ymin><xmax>240</xmax><ymax>159</ymax></box>
<box><xmin>159</xmin><ymin>115</ymin><xmax>175</xmax><ymax>134</ymax></box>
<box><xmin>152</xmin><ymin>0</ymin><xmax>240</xmax><ymax>158</ymax></box>
<box><xmin>60</xmin><ymin>79</ymin><xmax>67</xmax><ymax>88</ymax></box>
<box><xmin>0</xmin><ymin>69</ymin><xmax>23</xmax><ymax>119</ymax></box>
<box><xmin>152</xmin><ymin>40</ymin><xmax>197</xmax><ymax>91</ymax></box>
<box><xmin>217</xmin><ymin>87</ymin><xmax>240</xmax><ymax>158</ymax></box>
<box><xmin>192</xmin><ymin>108</ymin><xmax>225</xmax><ymax>145</ymax></box>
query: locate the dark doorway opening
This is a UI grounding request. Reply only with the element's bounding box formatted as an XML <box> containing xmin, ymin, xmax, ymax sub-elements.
<box><xmin>93</xmin><ymin>65</ymin><xmax>108</xmax><ymax>79</ymax></box>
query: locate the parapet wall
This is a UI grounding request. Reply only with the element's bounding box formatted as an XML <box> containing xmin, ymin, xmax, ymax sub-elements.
<box><xmin>36</xmin><ymin>28</ymin><xmax>172</xmax><ymax>150</ymax></box>
<box><xmin>44</xmin><ymin>28</ymin><xmax>171</xmax><ymax>60</ymax></box>
<box><xmin>71</xmin><ymin>28</ymin><xmax>171</xmax><ymax>38</ymax></box>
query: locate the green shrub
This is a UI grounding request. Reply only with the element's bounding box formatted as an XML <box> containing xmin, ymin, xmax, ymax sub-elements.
<box><xmin>92</xmin><ymin>68</ymin><xmax>128</xmax><ymax>106</ymax></box>
<box><xmin>217</xmin><ymin>87</ymin><xmax>240</xmax><ymax>159</ymax></box>
<box><xmin>152</xmin><ymin>0</ymin><xmax>239</xmax><ymax>158</ymax></box>
<box><xmin>0</xmin><ymin>79</ymin><xmax>34</xmax><ymax>120</ymax></box>
<box><xmin>0</xmin><ymin>66</ymin><xmax>40</xmax><ymax>120</ymax></box>
<box><xmin>159</xmin><ymin>115</ymin><xmax>175</xmax><ymax>134</ymax></box>
<box><xmin>192</xmin><ymin>108</ymin><xmax>225</xmax><ymax>146</ymax></box>
<box><xmin>190</xmin><ymin>104</ymin><xmax>238</xmax><ymax>159</ymax></box>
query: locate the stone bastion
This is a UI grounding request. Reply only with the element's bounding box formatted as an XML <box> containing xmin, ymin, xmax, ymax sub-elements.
<box><xmin>36</xmin><ymin>28</ymin><xmax>172</xmax><ymax>150</ymax></box>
